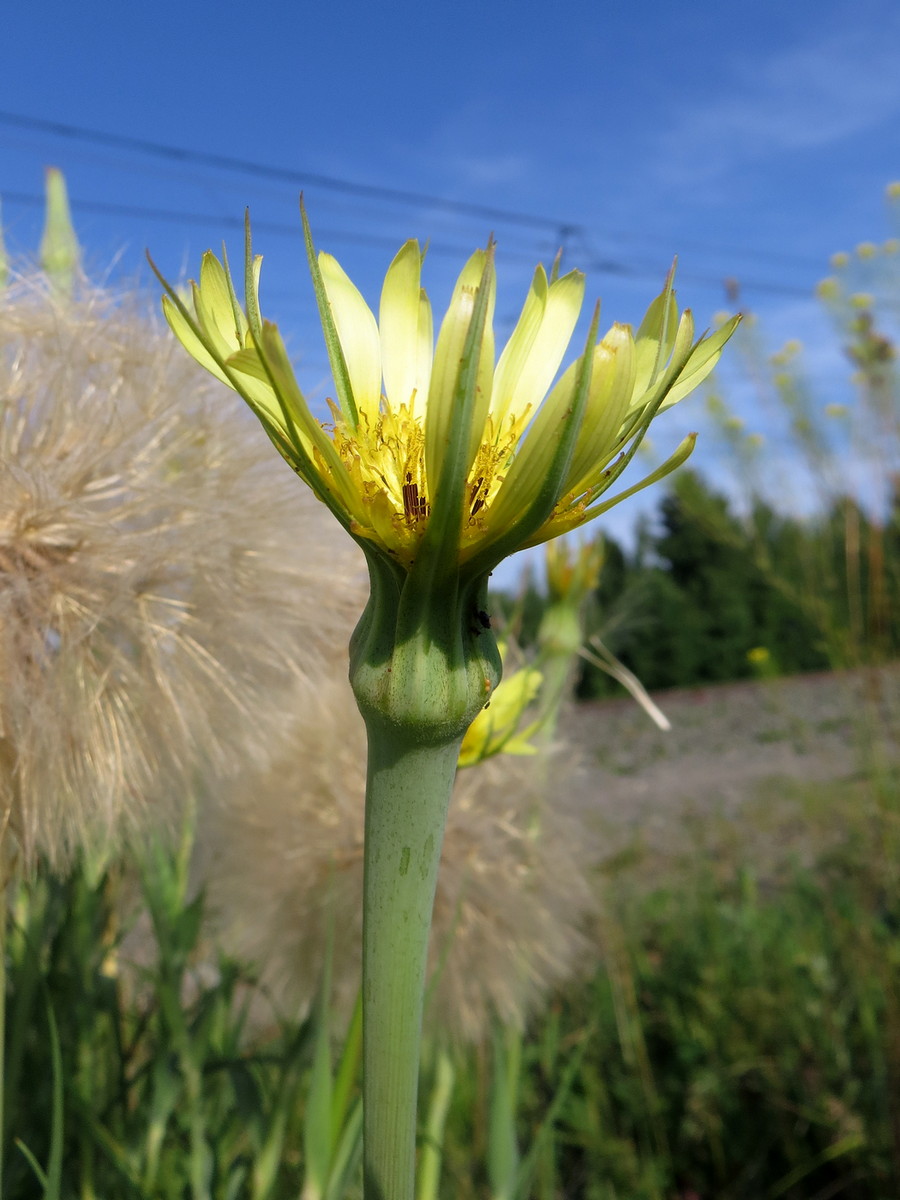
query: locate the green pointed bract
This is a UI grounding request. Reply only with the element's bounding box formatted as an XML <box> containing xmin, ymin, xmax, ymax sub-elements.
<box><xmin>577</xmin><ymin>434</ymin><xmax>698</xmax><ymax>524</ymax></box>
<box><xmin>39</xmin><ymin>167</ymin><xmax>80</xmax><ymax>293</ymax></box>
<box><xmin>240</xmin><ymin>213</ymin><xmax>264</xmax><ymax>342</ymax></box>
<box><xmin>420</xmin><ymin>250</ymin><xmax>495</xmax><ymax>569</ymax></box>
<box><xmin>246</xmin><ymin>325</ymin><xmax>360</xmax><ymax>520</ymax></box>
<box><xmin>301</xmin><ymin>199</ymin><xmax>360</xmax><ymax>430</ymax></box>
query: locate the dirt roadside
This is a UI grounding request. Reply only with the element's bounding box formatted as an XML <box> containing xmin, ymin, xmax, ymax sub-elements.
<box><xmin>562</xmin><ymin>664</ymin><xmax>900</xmax><ymax>876</ymax></box>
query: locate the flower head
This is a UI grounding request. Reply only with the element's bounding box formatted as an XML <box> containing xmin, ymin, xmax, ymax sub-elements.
<box><xmin>157</xmin><ymin>209</ymin><xmax>739</xmax><ymax>584</ymax></box>
<box><xmin>157</xmin><ymin>211</ymin><xmax>739</xmax><ymax>745</ymax></box>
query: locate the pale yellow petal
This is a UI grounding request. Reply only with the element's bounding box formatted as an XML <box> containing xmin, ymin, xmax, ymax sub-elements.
<box><xmin>657</xmin><ymin>314</ymin><xmax>741</xmax><ymax>411</ymax></box>
<box><xmin>483</xmin><ymin>361</ymin><xmax>578</xmax><ymax>535</ymax></box>
<box><xmin>162</xmin><ymin>294</ymin><xmax>234</xmax><ymax>390</ymax></box>
<box><xmin>379</xmin><ymin>241</ymin><xmax>433</xmax><ymax>417</ymax></box>
<box><xmin>490</xmin><ymin>267</ymin><xmax>546</xmax><ymax>424</ymax></box>
<box><xmin>628</xmin><ymin>308</ymin><xmax>696</xmax><ymax>415</ymax></box>
<box><xmin>563</xmin><ymin>326</ymin><xmax>636</xmax><ymax>496</ymax></box>
<box><xmin>492</xmin><ymin>267</ymin><xmax>584</xmax><ymax>430</ymax></box>
<box><xmin>425</xmin><ymin>249</ymin><xmax>495</xmax><ymax>500</ymax></box>
<box><xmin>632</xmin><ymin>283</ymin><xmax>678</xmax><ymax>397</ymax></box>
<box><xmin>226</xmin><ymin>346</ymin><xmax>299</xmax><ymax>433</ymax></box>
<box><xmin>415</xmin><ymin>289</ymin><xmax>434</xmax><ymax>418</ymax></box>
<box><xmin>458</xmin><ymin>663</ymin><xmax>542</xmax><ymax>765</ymax></box>
<box><xmin>195</xmin><ymin>252</ymin><xmax>247</xmax><ymax>354</ymax></box>
<box><xmin>319</xmin><ymin>251</ymin><xmax>382</xmax><ymax>420</ymax></box>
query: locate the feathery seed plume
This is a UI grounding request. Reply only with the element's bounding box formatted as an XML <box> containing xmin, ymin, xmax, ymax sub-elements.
<box><xmin>201</xmin><ymin>673</ymin><xmax>598</xmax><ymax>1043</ymax></box>
<box><xmin>0</xmin><ymin>273</ymin><xmax>362</xmax><ymax>872</ymax></box>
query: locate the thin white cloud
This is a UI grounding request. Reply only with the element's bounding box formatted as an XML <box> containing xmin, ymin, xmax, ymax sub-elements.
<box><xmin>449</xmin><ymin>152</ymin><xmax>531</xmax><ymax>187</ymax></box>
<box><xmin>655</xmin><ymin>16</ymin><xmax>900</xmax><ymax>186</ymax></box>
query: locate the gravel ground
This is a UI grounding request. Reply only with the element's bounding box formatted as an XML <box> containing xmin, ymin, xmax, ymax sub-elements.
<box><xmin>562</xmin><ymin>664</ymin><xmax>900</xmax><ymax>878</ymax></box>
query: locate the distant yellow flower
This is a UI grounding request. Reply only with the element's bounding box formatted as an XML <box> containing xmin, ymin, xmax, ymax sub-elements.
<box><xmin>157</xmin><ymin>210</ymin><xmax>739</xmax><ymax>580</ymax></box>
<box><xmin>457</xmin><ymin>652</ymin><xmax>542</xmax><ymax>767</ymax></box>
<box><xmin>849</xmin><ymin>292</ymin><xmax>876</xmax><ymax>310</ymax></box>
<box><xmin>816</xmin><ymin>277</ymin><xmax>841</xmax><ymax>301</ymax></box>
<box><xmin>545</xmin><ymin>536</ymin><xmax>603</xmax><ymax>601</ymax></box>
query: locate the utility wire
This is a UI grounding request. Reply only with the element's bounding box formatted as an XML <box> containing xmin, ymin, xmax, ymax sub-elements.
<box><xmin>0</xmin><ymin>110</ymin><xmax>576</xmax><ymax>236</ymax></box>
<box><xmin>2</xmin><ymin>186</ymin><xmax>812</xmax><ymax>298</ymax></box>
<box><xmin>0</xmin><ymin>109</ymin><xmax>827</xmax><ymax>272</ymax></box>
<box><xmin>0</xmin><ymin>187</ymin><xmax>570</xmax><ymax>264</ymax></box>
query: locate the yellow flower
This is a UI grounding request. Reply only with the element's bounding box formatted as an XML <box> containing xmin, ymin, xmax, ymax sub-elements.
<box><xmin>457</xmin><ymin>648</ymin><xmax>542</xmax><ymax>767</ymax></box>
<box><xmin>545</xmin><ymin>536</ymin><xmax>603</xmax><ymax>602</ymax></box>
<box><xmin>156</xmin><ymin>209</ymin><xmax>739</xmax><ymax>580</ymax></box>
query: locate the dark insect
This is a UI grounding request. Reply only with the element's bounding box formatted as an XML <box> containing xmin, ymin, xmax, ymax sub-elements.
<box><xmin>469</xmin><ymin>607</ymin><xmax>492</xmax><ymax>636</ymax></box>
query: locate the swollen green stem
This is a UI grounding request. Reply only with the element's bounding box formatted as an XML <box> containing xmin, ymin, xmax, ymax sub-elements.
<box><xmin>350</xmin><ymin>552</ymin><xmax>499</xmax><ymax>1200</ymax></box>
<box><xmin>361</xmin><ymin>718</ymin><xmax>462</xmax><ymax>1200</ymax></box>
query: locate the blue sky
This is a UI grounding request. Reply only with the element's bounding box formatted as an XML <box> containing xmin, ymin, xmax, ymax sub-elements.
<box><xmin>3</xmin><ymin>0</ymin><xmax>899</xmax><ymax>576</ymax></box>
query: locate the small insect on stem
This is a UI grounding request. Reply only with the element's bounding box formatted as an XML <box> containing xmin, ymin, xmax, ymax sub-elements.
<box><xmin>469</xmin><ymin>607</ymin><xmax>492</xmax><ymax>637</ymax></box>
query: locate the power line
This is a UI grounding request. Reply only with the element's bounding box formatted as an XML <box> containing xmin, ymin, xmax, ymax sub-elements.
<box><xmin>1</xmin><ymin>186</ymin><xmax>813</xmax><ymax>300</ymax></box>
<box><xmin>0</xmin><ymin>187</ymin><xmax>571</xmax><ymax>264</ymax></box>
<box><xmin>0</xmin><ymin>109</ymin><xmax>828</xmax><ymax>274</ymax></box>
<box><xmin>0</xmin><ymin>110</ymin><xmax>576</xmax><ymax>237</ymax></box>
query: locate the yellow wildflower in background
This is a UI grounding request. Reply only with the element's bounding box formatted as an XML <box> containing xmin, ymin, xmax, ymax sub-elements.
<box><xmin>457</xmin><ymin>649</ymin><xmax>542</xmax><ymax>767</ymax></box>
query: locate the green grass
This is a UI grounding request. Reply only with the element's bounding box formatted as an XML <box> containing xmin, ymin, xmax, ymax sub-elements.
<box><xmin>4</xmin><ymin>837</ymin><xmax>361</xmax><ymax>1200</ymax></box>
<box><xmin>6</xmin><ymin>766</ymin><xmax>900</xmax><ymax>1198</ymax></box>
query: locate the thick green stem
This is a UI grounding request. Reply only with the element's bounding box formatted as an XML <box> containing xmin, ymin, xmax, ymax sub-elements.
<box><xmin>361</xmin><ymin>718</ymin><xmax>462</xmax><ymax>1200</ymax></box>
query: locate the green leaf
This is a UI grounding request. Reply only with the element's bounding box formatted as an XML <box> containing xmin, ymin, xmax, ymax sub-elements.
<box><xmin>301</xmin><ymin>197</ymin><xmax>360</xmax><ymax>430</ymax></box>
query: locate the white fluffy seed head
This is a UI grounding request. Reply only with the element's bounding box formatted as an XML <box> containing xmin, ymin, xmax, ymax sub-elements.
<box><xmin>201</xmin><ymin>672</ymin><xmax>599</xmax><ymax>1043</ymax></box>
<box><xmin>0</xmin><ymin>273</ymin><xmax>363</xmax><ymax>872</ymax></box>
